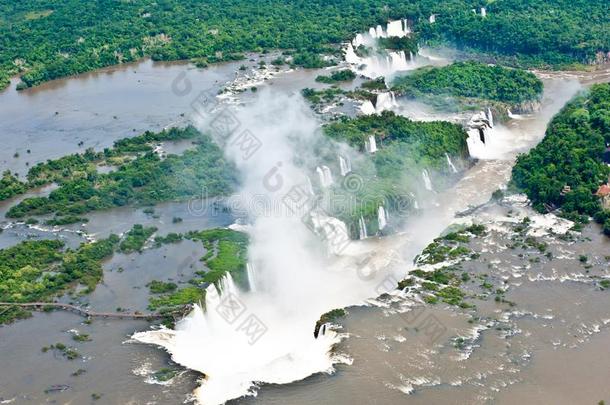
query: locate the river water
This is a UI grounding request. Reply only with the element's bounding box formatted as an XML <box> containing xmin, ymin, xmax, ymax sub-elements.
<box><xmin>0</xmin><ymin>46</ymin><xmax>609</xmax><ymax>405</ymax></box>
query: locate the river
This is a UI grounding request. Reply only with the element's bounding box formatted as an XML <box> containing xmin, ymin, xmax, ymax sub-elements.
<box><xmin>0</xmin><ymin>41</ymin><xmax>609</xmax><ymax>405</ymax></box>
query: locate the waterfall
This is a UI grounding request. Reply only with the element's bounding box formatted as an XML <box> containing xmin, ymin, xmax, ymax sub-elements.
<box><xmin>481</xmin><ymin>7</ymin><xmax>487</xmax><ymax>17</ymax></box>
<box><xmin>378</xmin><ymin>205</ymin><xmax>387</xmax><ymax>230</ymax></box>
<box><xmin>445</xmin><ymin>153</ymin><xmax>458</xmax><ymax>173</ymax></box>
<box><xmin>352</xmin><ymin>33</ymin><xmax>365</xmax><ymax>47</ymax></box>
<box><xmin>316</xmin><ymin>166</ymin><xmax>333</xmax><ymax>188</ymax></box>
<box><xmin>365</xmin><ymin>135</ymin><xmax>377</xmax><ymax>153</ymax></box>
<box><xmin>338</xmin><ymin>154</ymin><xmax>351</xmax><ymax>176</ymax></box>
<box><xmin>360</xmin><ymin>100</ymin><xmax>376</xmax><ymax>115</ymax></box>
<box><xmin>306</xmin><ymin>176</ymin><xmax>315</xmax><ymax>195</ymax></box>
<box><xmin>388</xmin><ymin>51</ymin><xmax>409</xmax><ymax>71</ymax></box>
<box><xmin>403</xmin><ymin>19</ymin><xmax>411</xmax><ymax>35</ymax></box>
<box><xmin>344</xmin><ymin>43</ymin><xmax>360</xmax><ymax>64</ymax></box>
<box><xmin>429</xmin><ymin>14</ymin><xmax>437</xmax><ymax>23</ymax></box>
<box><xmin>507</xmin><ymin>109</ymin><xmax>524</xmax><ymax>120</ymax></box>
<box><xmin>246</xmin><ymin>263</ymin><xmax>257</xmax><ymax>292</ymax></box>
<box><xmin>375</xmin><ymin>25</ymin><xmax>384</xmax><ymax>38</ymax></box>
<box><xmin>466</xmin><ymin>110</ymin><xmax>495</xmax><ymax>157</ymax></box>
<box><xmin>358</xmin><ymin>216</ymin><xmax>368</xmax><ymax>239</ymax></box>
<box><xmin>422</xmin><ymin>169</ymin><xmax>433</xmax><ymax>191</ymax></box>
<box><xmin>344</xmin><ymin>20</ymin><xmax>420</xmax><ymax>79</ymax></box>
<box><xmin>375</xmin><ymin>92</ymin><xmax>398</xmax><ymax>112</ymax></box>
<box><xmin>309</xmin><ymin>211</ymin><xmax>351</xmax><ymax>255</ymax></box>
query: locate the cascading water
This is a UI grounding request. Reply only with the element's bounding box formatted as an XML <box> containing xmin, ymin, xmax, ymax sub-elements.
<box><xmin>375</xmin><ymin>92</ymin><xmax>398</xmax><ymax>112</ymax></box>
<box><xmin>365</xmin><ymin>135</ymin><xmax>377</xmax><ymax>153</ymax></box>
<box><xmin>306</xmin><ymin>175</ymin><xmax>315</xmax><ymax>195</ymax></box>
<box><xmin>360</xmin><ymin>99</ymin><xmax>376</xmax><ymax>115</ymax></box>
<box><xmin>338</xmin><ymin>154</ymin><xmax>352</xmax><ymax>177</ymax></box>
<box><xmin>344</xmin><ymin>20</ymin><xmax>420</xmax><ymax>79</ymax></box>
<box><xmin>310</xmin><ymin>211</ymin><xmax>351</xmax><ymax>255</ymax></box>
<box><xmin>378</xmin><ymin>205</ymin><xmax>387</xmax><ymax>230</ymax></box>
<box><xmin>422</xmin><ymin>169</ymin><xmax>433</xmax><ymax>191</ymax></box>
<box><xmin>487</xmin><ymin>108</ymin><xmax>494</xmax><ymax>128</ymax></box>
<box><xmin>246</xmin><ymin>263</ymin><xmax>258</xmax><ymax>292</ymax></box>
<box><xmin>445</xmin><ymin>153</ymin><xmax>458</xmax><ymax>173</ymax></box>
<box><xmin>358</xmin><ymin>216</ymin><xmax>368</xmax><ymax>239</ymax></box>
<box><xmin>316</xmin><ymin>165</ymin><xmax>333</xmax><ymax>188</ymax></box>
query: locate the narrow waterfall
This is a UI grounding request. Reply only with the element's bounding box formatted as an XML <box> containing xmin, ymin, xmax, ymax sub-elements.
<box><xmin>316</xmin><ymin>166</ymin><xmax>333</xmax><ymax>188</ymax></box>
<box><xmin>378</xmin><ymin>205</ymin><xmax>387</xmax><ymax>230</ymax></box>
<box><xmin>306</xmin><ymin>175</ymin><xmax>315</xmax><ymax>195</ymax></box>
<box><xmin>365</xmin><ymin>135</ymin><xmax>377</xmax><ymax>153</ymax></box>
<box><xmin>422</xmin><ymin>169</ymin><xmax>433</xmax><ymax>191</ymax></box>
<box><xmin>368</xmin><ymin>27</ymin><xmax>377</xmax><ymax>38</ymax></box>
<box><xmin>487</xmin><ymin>108</ymin><xmax>494</xmax><ymax>128</ymax></box>
<box><xmin>445</xmin><ymin>153</ymin><xmax>458</xmax><ymax>173</ymax></box>
<box><xmin>352</xmin><ymin>33</ymin><xmax>365</xmax><ymax>47</ymax></box>
<box><xmin>409</xmin><ymin>193</ymin><xmax>420</xmax><ymax>210</ymax></box>
<box><xmin>322</xmin><ymin>166</ymin><xmax>333</xmax><ymax>186</ymax></box>
<box><xmin>338</xmin><ymin>154</ymin><xmax>352</xmax><ymax>176</ymax></box>
<box><xmin>246</xmin><ymin>263</ymin><xmax>257</xmax><ymax>292</ymax></box>
<box><xmin>481</xmin><ymin>7</ymin><xmax>487</xmax><ymax>17</ymax></box>
<box><xmin>358</xmin><ymin>216</ymin><xmax>368</xmax><ymax>239</ymax></box>
<box><xmin>429</xmin><ymin>14</ymin><xmax>437</xmax><ymax>23</ymax></box>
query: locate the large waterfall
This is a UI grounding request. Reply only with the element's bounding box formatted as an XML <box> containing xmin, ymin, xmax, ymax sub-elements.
<box><xmin>360</xmin><ymin>92</ymin><xmax>398</xmax><ymax>115</ymax></box>
<box><xmin>344</xmin><ymin>19</ymin><xmax>418</xmax><ymax>79</ymax></box>
<box><xmin>132</xmin><ymin>91</ymin><xmax>405</xmax><ymax>405</ymax></box>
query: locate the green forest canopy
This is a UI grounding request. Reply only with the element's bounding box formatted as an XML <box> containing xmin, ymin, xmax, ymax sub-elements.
<box><xmin>392</xmin><ymin>61</ymin><xmax>543</xmax><ymax>105</ymax></box>
<box><xmin>511</xmin><ymin>83</ymin><xmax>610</xmax><ymax>233</ymax></box>
<box><xmin>0</xmin><ymin>0</ymin><xmax>608</xmax><ymax>90</ymax></box>
<box><xmin>2</xmin><ymin>126</ymin><xmax>238</xmax><ymax>219</ymax></box>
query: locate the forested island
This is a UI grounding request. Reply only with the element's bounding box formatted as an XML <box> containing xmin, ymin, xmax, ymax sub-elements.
<box><xmin>321</xmin><ymin>111</ymin><xmax>468</xmax><ymax>236</ymax></box>
<box><xmin>392</xmin><ymin>61</ymin><xmax>543</xmax><ymax>111</ymax></box>
<box><xmin>511</xmin><ymin>83</ymin><xmax>610</xmax><ymax>234</ymax></box>
<box><xmin>2</xmin><ymin>127</ymin><xmax>237</xmax><ymax>223</ymax></box>
<box><xmin>1</xmin><ymin>0</ymin><xmax>608</xmax><ymax>90</ymax></box>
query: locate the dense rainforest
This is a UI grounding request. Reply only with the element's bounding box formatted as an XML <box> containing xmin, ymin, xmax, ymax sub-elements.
<box><xmin>392</xmin><ymin>61</ymin><xmax>543</xmax><ymax>105</ymax></box>
<box><xmin>0</xmin><ymin>0</ymin><xmax>608</xmax><ymax>90</ymax></box>
<box><xmin>511</xmin><ymin>83</ymin><xmax>610</xmax><ymax>234</ymax></box>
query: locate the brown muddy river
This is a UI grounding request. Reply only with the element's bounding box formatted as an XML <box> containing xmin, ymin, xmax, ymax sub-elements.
<box><xmin>0</xmin><ymin>54</ymin><xmax>609</xmax><ymax>405</ymax></box>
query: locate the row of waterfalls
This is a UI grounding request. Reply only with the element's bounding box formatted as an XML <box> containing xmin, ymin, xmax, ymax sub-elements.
<box><xmin>345</xmin><ymin>19</ymin><xmax>419</xmax><ymax>79</ymax></box>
